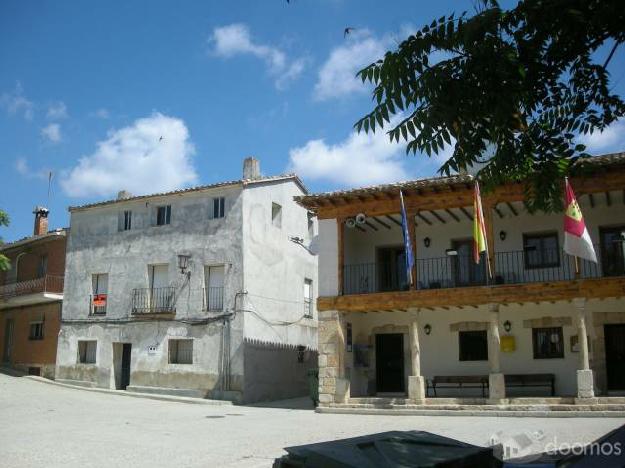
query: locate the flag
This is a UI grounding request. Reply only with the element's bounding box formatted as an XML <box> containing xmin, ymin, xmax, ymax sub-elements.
<box><xmin>473</xmin><ymin>181</ymin><xmax>491</xmax><ymax>276</ymax></box>
<box><xmin>563</xmin><ymin>178</ymin><xmax>597</xmax><ymax>263</ymax></box>
<box><xmin>399</xmin><ymin>190</ymin><xmax>415</xmax><ymax>286</ymax></box>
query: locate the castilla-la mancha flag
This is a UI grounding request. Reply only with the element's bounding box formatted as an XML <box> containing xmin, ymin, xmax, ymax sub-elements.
<box><xmin>563</xmin><ymin>178</ymin><xmax>597</xmax><ymax>263</ymax></box>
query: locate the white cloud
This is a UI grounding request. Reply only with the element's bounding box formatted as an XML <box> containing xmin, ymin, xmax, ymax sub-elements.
<box><xmin>46</xmin><ymin>101</ymin><xmax>67</xmax><ymax>120</ymax></box>
<box><xmin>41</xmin><ymin>123</ymin><xmax>62</xmax><ymax>143</ymax></box>
<box><xmin>314</xmin><ymin>30</ymin><xmax>388</xmax><ymax>101</ymax></box>
<box><xmin>578</xmin><ymin>120</ymin><xmax>625</xmax><ymax>154</ymax></box>
<box><xmin>14</xmin><ymin>157</ymin><xmax>50</xmax><ymax>180</ymax></box>
<box><xmin>90</xmin><ymin>108</ymin><xmax>110</xmax><ymax>119</ymax></box>
<box><xmin>209</xmin><ymin>23</ymin><xmax>306</xmax><ymax>89</ymax></box>
<box><xmin>289</xmin><ymin>122</ymin><xmax>411</xmax><ymax>187</ymax></box>
<box><xmin>0</xmin><ymin>82</ymin><xmax>34</xmax><ymax>120</ymax></box>
<box><xmin>61</xmin><ymin>113</ymin><xmax>198</xmax><ymax>198</ymax></box>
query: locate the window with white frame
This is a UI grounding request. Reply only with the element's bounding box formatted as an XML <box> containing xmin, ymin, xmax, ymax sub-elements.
<box><xmin>169</xmin><ymin>339</ymin><xmax>193</xmax><ymax>364</ymax></box>
<box><xmin>307</xmin><ymin>212</ymin><xmax>315</xmax><ymax>239</ymax></box>
<box><xmin>304</xmin><ymin>278</ymin><xmax>313</xmax><ymax>318</ymax></box>
<box><xmin>212</xmin><ymin>197</ymin><xmax>225</xmax><ymax>219</ymax></box>
<box><xmin>91</xmin><ymin>273</ymin><xmax>108</xmax><ymax>315</ymax></box>
<box><xmin>272</xmin><ymin>202</ymin><xmax>282</xmax><ymax>228</ymax></box>
<box><xmin>204</xmin><ymin>265</ymin><xmax>225</xmax><ymax>311</ymax></box>
<box><xmin>156</xmin><ymin>205</ymin><xmax>171</xmax><ymax>226</ymax></box>
<box><xmin>78</xmin><ymin>340</ymin><xmax>97</xmax><ymax>364</ymax></box>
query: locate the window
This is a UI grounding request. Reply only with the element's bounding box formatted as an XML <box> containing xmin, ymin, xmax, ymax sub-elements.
<box><xmin>304</xmin><ymin>278</ymin><xmax>313</xmax><ymax>318</ymax></box>
<box><xmin>169</xmin><ymin>339</ymin><xmax>193</xmax><ymax>364</ymax></box>
<box><xmin>524</xmin><ymin>232</ymin><xmax>560</xmax><ymax>269</ymax></box>
<box><xmin>156</xmin><ymin>205</ymin><xmax>171</xmax><ymax>226</ymax></box>
<box><xmin>29</xmin><ymin>322</ymin><xmax>44</xmax><ymax>340</ymax></box>
<box><xmin>272</xmin><ymin>202</ymin><xmax>282</xmax><ymax>228</ymax></box>
<box><xmin>533</xmin><ymin>327</ymin><xmax>564</xmax><ymax>359</ymax></box>
<box><xmin>123</xmin><ymin>210</ymin><xmax>132</xmax><ymax>231</ymax></box>
<box><xmin>307</xmin><ymin>212</ymin><xmax>315</xmax><ymax>238</ymax></box>
<box><xmin>212</xmin><ymin>197</ymin><xmax>225</xmax><ymax>219</ymax></box>
<box><xmin>459</xmin><ymin>330</ymin><xmax>488</xmax><ymax>361</ymax></box>
<box><xmin>204</xmin><ymin>265</ymin><xmax>224</xmax><ymax>311</ymax></box>
<box><xmin>37</xmin><ymin>255</ymin><xmax>48</xmax><ymax>277</ymax></box>
<box><xmin>78</xmin><ymin>340</ymin><xmax>97</xmax><ymax>364</ymax></box>
<box><xmin>91</xmin><ymin>273</ymin><xmax>108</xmax><ymax>315</ymax></box>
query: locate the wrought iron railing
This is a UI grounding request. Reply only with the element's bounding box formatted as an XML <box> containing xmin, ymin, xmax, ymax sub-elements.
<box><xmin>0</xmin><ymin>275</ymin><xmax>64</xmax><ymax>300</ymax></box>
<box><xmin>131</xmin><ymin>287</ymin><xmax>176</xmax><ymax>314</ymax></box>
<box><xmin>204</xmin><ymin>287</ymin><xmax>224</xmax><ymax>311</ymax></box>
<box><xmin>304</xmin><ymin>298</ymin><xmax>313</xmax><ymax>318</ymax></box>
<box><xmin>342</xmin><ymin>245</ymin><xmax>625</xmax><ymax>295</ymax></box>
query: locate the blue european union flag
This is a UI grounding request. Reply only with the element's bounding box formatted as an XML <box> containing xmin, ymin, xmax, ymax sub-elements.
<box><xmin>400</xmin><ymin>190</ymin><xmax>414</xmax><ymax>286</ymax></box>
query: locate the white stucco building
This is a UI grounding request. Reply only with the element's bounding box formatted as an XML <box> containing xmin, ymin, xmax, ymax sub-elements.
<box><xmin>296</xmin><ymin>152</ymin><xmax>625</xmax><ymax>411</ymax></box>
<box><xmin>56</xmin><ymin>158</ymin><xmax>318</xmax><ymax>403</ymax></box>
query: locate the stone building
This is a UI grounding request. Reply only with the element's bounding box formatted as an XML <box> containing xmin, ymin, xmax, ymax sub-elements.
<box><xmin>296</xmin><ymin>152</ymin><xmax>625</xmax><ymax>411</ymax></box>
<box><xmin>0</xmin><ymin>207</ymin><xmax>66</xmax><ymax>378</ymax></box>
<box><xmin>56</xmin><ymin>158</ymin><xmax>318</xmax><ymax>403</ymax></box>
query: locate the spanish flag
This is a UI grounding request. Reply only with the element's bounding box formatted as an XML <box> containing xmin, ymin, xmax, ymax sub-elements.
<box><xmin>473</xmin><ymin>181</ymin><xmax>490</xmax><ymax>277</ymax></box>
<box><xmin>563</xmin><ymin>178</ymin><xmax>597</xmax><ymax>263</ymax></box>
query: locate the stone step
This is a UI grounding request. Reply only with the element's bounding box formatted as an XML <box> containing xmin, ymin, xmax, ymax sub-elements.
<box><xmin>328</xmin><ymin>403</ymin><xmax>625</xmax><ymax>412</ymax></box>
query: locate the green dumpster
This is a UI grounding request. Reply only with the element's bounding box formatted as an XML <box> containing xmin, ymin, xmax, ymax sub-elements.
<box><xmin>307</xmin><ymin>368</ymin><xmax>319</xmax><ymax>407</ymax></box>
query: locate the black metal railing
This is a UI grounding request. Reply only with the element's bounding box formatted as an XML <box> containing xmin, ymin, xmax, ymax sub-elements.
<box><xmin>204</xmin><ymin>287</ymin><xmax>224</xmax><ymax>311</ymax></box>
<box><xmin>304</xmin><ymin>298</ymin><xmax>313</xmax><ymax>318</ymax></box>
<box><xmin>131</xmin><ymin>287</ymin><xmax>176</xmax><ymax>314</ymax></box>
<box><xmin>342</xmin><ymin>245</ymin><xmax>625</xmax><ymax>295</ymax></box>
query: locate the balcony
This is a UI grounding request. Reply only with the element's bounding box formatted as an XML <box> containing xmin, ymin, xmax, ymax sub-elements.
<box><xmin>204</xmin><ymin>286</ymin><xmax>224</xmax><ymax>311</ymax></box>
<box><xmin>0</xmin><ymin>275</ymin><xmax>64</xmax><ymax>309</ymax></box>
<box><xmin>342</xmin><ymin>246</ymin><xmax>624</xmax><ymax>295</ymax></box>
<box><xmin>131</xmin><ymin>287</ymin><xmax>176</xmax><ymax>314</ymax></box>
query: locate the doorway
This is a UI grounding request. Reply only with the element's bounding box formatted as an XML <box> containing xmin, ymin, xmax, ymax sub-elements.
<box><xmin>605</xmin><ymin>324</ymin><xmax>625</xmax><ymax>391</ymax></box>
<box><xmin>375</xmin><ymin>333</ymin><xmax>405</xmax><ymax>393</ymax></box>
<box><xmin>121</xmin><ymin>344</ymin><xmax>131</xmax><ymax>390</ymax></box>
<box><xmin>452</xmin><ymin>239</ymin><xmax>486</xmax><ymax>287</ymax></box>
<box><xmin>3</xmin><ymin>319</ymin><xmax>14</xmax><ymax>363</ymax></box>
<box><xmin>377</xmin><ymin>246</ymin><xmax>408</xmax><ymax>292</ymax></box>
<box><xmin>600</xmin><ymin>227</ymin><xmax>625</xmax><ymax>277</ymax></box>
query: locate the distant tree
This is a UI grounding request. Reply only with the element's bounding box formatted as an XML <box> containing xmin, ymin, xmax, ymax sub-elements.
<box><xmin>355</xmin><ymin>0</ymin><xmax>625</xmax><ymax>211</ymax></box>
<box><xmin>0</xmin><ymin>209</ymin><xmax>9</xmax><ymax>271</ymax></box>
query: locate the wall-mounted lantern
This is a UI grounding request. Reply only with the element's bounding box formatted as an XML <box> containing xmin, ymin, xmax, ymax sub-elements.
<box><xmin>423</xmin><ymin>237</ymin><xmax>431</xmax><ymax>248</ymax></box>
<box><xmin>503</xmin><ymin>320</ymin><xmax>512</xmax><ymax>332</ymax></box>
<box><xmin>177</xmin><ymin>254</ymin><xmax>191</xmax><ymax>275</ymax></box>
<box><xmin>424</xmin><ymin>323</ymin><xmax>432</xmax><ymax>335</ymax></box>
<box><xmin>499</xmin><ymin>230</ymin><xmax>507</xmax><ymax>241</ymax></box>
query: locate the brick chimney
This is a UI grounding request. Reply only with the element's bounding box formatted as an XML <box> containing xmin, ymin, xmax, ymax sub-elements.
<box><xmin>33</xmin><ymin>206</ymin><xmax>49</xmax><ymax>236</ymax></box>
<box><xmin>243</xmin><ymin>157</ymin><xmax>260</xmax><ymax>180</ymax></box>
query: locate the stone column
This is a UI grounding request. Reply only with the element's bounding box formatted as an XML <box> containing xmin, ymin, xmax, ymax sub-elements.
<box><xmin>317</xmin><ymin>310</ymin><xmax>350</xmax><ymax>405</ymax></box>
<box><xmin>487</xmin><ymin>303</ymin><xmax>506</xmax><ymax>403</ymax></box>
<box><xmin>407</xmin><ymin>308</ymin><xmax>426</xmax><ymax>403</ymax></box>
<box><xmin>574</xmin><ymin>298</ymin><xmax>595</xmax><ymax>401</ymax></box>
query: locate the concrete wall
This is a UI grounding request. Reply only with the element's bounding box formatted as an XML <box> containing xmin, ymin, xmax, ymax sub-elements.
<box><xmin>343</xmin><ymin>297</ymin><xmax>625</xmax><ymax>398</ymax></box>
<box><xmin>0</xmin><ymin>302</ymin><xmax>61</xmax><ymax>378</ymax></box>
<box><xmin>57</xmin><ymin>185</ymin><xmax>245</xmax><ymax>394</ymax></box>
<box><xmin>240</xmin><ymin>180</ymin><xmax>318</xmax><ymax>401</ymax></box>
<box><xmin>56</xmin><ymin>320</ymin><xmax>241</xmax><ymax>394</ymax></box>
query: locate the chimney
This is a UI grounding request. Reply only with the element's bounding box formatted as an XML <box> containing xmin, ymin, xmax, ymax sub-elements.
<box><xmin>117</xmin><ymin>190</ymin><xmax>132</xmax><ymax>200</ymax></box>
<box><xmin>243</xmin><ymin>157</ymin><xmax>260</xmax><ymax>180</ymax></box>
<box><xmin>33</xmin><ymin>206</ymin><xmax>49</xmax><ymax>236</ymax></box>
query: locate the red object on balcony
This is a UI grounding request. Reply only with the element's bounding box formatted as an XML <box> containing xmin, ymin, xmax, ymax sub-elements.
<box><xmin>92</xmin><ymin>294</ymin><xmax>107</xmax><ymax>307</ymax></box>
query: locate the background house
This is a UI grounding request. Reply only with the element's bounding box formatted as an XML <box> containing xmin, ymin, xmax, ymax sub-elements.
<box><xmin>0</xmin><ymin>208</ymin><xmax>66</xmax><ymax>378</ymax></box>
<box><xmin>55</xmin><ymin>158</ymin><xmax>318</xmax><ymax>403</ymax></box>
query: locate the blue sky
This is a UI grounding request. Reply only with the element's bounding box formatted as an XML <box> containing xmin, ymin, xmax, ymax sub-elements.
<box><xmin>1</xmin><ymin>0</ymin><xmax>624</xmax><ymax>241</ymax></box>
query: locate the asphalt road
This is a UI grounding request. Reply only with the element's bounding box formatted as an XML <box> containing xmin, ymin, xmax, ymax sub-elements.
<box><xmin>0</xmin><ymin>373</ymin><xmax>623</xmax><ymax>467</ymax></box>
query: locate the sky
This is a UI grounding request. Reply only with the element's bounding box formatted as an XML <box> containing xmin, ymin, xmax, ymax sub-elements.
<box><xmin>1</xmin><ymin>0</ymin><xmax>625</xmax><ymax>242</ymax></box>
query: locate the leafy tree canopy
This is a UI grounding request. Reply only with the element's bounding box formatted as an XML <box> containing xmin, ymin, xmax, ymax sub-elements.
<box><xmin>0</xmin><ymin>209</ymin><xmax>9</xmax><ymax>271</ymax></box>
<box><xmin>356</xmin><ymin>0</ymin><xmax>625</xmax><ymax>211</ymax></box>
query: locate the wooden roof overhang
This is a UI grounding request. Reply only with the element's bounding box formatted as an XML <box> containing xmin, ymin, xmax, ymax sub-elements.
<box><xmin>296</xmin><ymin>156</ymin><xmax>625</xmax><ymax>221</ymax></box>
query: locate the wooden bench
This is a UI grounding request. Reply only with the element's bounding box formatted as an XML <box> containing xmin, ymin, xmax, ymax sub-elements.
<box><xmin>504</xmin><ymin>373</ymin><xmax>555</xmax><ymax>396</ymax></box>
<box><xmin>427</xmin><ymin>375</ymin><xmax>489</xmax><ymax>397</ymax></box>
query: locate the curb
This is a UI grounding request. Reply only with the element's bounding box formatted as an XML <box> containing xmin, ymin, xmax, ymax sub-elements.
<box><xmin>24</xmin><ymin>376</ymin><xmax>233</xmax><ymax>406</ymax></box>
<box><xmin>316</xmin><ymin>406</ymin><xmax>625</xmax><ymax>418</ymax></box>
